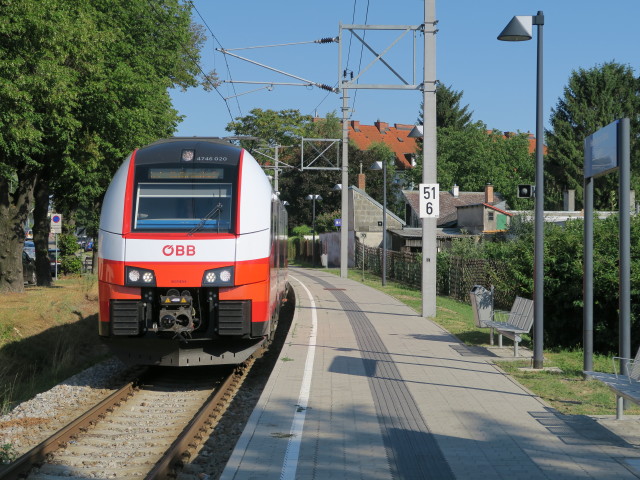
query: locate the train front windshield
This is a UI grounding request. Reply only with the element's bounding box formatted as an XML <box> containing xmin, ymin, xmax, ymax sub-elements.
<box><xmin>132</xmin><ymin>164</ymin><xmax>236</xmax><ymax>233</ymax></box>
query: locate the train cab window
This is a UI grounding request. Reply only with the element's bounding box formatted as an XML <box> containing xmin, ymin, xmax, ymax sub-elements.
<box><xmin>134</xmin><ymin>183</ymin><xmax>233</xmax><ymax>233</ymax></box>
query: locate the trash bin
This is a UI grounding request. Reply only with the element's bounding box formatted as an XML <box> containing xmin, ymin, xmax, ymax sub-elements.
<box><xmin>470</xmin><ymin>285</ymin><xmax>493</xmax><ymax>328</ymax></box>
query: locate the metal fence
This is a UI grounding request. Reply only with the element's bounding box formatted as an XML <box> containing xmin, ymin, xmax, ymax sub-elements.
<box><xmin>354</xmin><ymin>241</ymin><xmax>514</xmax><ymax>309</ymax></box>
<box><xmin>289</xmin><ymin>237</ymin><xmax>515</xmax><ymax>308</ymax></box>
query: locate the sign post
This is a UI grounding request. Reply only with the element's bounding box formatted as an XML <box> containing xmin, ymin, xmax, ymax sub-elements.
<box><xmin>583</xmin><ymin>118</ymin><xmax>630</xmax><ymax>419</ymax></box>
<box><xmin>50</xmin><ymin>214</ymin><xmax>62</xmax><ymax>280</ymax></box>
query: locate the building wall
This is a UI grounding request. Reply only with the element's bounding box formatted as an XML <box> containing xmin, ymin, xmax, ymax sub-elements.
<box><xmin>352</xmin><ymin>187</ymin><xmax>404</xmax><ymax>234</ymax></box>
<box><xmin>457</xmin><ymin>205</ymin><xmax>485</xmax><ymax>234</ymax></box>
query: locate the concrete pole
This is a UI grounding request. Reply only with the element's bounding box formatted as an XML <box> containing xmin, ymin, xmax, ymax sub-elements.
<box><xmin>421</xmin><ymin>0</ymin><xmax>437</xmax><ymax>318</ymax></box>
<box><xmin>340</xmin><ymin>87</ymin><xmax>349</xmax><ymax>278</ymax></box>
<box><xmin>382</xmin><ymin>159</ymin><xmax>387</xmax><ymax>286</ymax></box>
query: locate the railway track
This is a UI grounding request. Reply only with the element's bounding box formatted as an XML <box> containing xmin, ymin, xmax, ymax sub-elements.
<box><xmin>1</xmin><ymin>365</ymin><xmax>246</xmax><ymax>479</ymax></box>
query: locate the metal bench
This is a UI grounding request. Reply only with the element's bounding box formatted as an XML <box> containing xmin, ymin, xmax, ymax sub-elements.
<box><xmin>483</xmin><ymin>296</ymin><xmax>534</xmax><ymax>357</ymax></box>
<box><xmin>584</xmin><ymin>346</ymin><xmax>640</xmax><ymax>419</ymax></box>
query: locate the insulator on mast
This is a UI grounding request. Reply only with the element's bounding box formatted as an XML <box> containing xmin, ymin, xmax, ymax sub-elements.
<box><xmin>315</xmin><ymin>37</ymin><xmax>338</xmax><ymax>44</ymax></box>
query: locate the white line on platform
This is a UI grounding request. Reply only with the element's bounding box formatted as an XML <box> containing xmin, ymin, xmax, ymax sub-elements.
<box><xmin>280</xmin><ymin>275</ymin><xmax>317</xmax><ymax>480</ymax></box>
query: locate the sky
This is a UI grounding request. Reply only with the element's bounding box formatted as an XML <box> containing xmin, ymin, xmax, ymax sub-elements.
<box><xmin>170</xmin><ymin>0</ymin><xmax>640</xmax><ymax>139</ymax></box>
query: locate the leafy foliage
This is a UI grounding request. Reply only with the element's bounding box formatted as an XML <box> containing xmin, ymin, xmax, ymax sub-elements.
<box><xmin>406</xmin><ymin>123</ymin><xmax>535</xmax><ymax>208</ymax></box>
<box><xmin>0</xmin><ymin>0</ymin><xmax>208</xmax><ymax>291</ymax></box>
<box><xmin>291</xmin><ymin>225</ymin><xmax>312</xmax><ymax>237</ymax></box>
<box><xmin>0</xmin><ymin>443</ymin><xmax>17</xmax><ymax>464</ymax></box>
<box><xmin>62</xmin><ymin>255</ymin><xmax>83</xmax><ymax>275</ymax></box>
<box><xmin>315</xmin><ymin>210</ymin><xmax>341</xmax><ymax>234</ymax></box>
<box><xmin>226</xmin><ymin>109</ymin><xmax>404</xmax><ymax>232</ymax></box>
<box><xmin>226</xmin><ymin>108</ymin><xmax>314</xmax><ymax>149</ymax></box>
<box><xmin>418</xmin><ymin>81</ymin><xmax>474</xmax><ymax>129</ymax></box>
<box><xmin>449</xmin><ymin>215</ymin><xmax>640</xmax><ymax>353</ymax></box>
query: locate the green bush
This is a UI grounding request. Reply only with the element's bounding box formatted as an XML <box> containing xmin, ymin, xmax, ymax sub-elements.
<box><xmin>291</xmin><ymin>225</ymin><xmax>312</xmax><ymax>237</ymax></box>
<box><xmin>61</xmin><ymin>255</ymin><xmax>83</xmax><ymax>275</ymax></box>
<box><xmin>57</xmin><ymin>233</ymin><xmax>80</xmax><ymax>257</ymax></box>
<box><xmin>449</xmin><ymin>214</ymin><xmax>640</xmax><ymax>353</ymax></box>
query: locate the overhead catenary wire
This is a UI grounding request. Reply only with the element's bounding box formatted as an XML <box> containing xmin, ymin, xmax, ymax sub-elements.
<box><xmin>351</xmin><ymin>0</ymin><xmax>371</xmax><ymax>119</ymax></box>
<box><xmin>186</xmin><ymin>0</ymin><xmax>241</xmax><ymax>119</ymax></box>
<box><xmin>146</xmin><ymin>0</ymin><xmax>236</xmax><ymax>123</ymax></box>
<box><xmin>168</xmin><ymin>2</ymin><xmax>346</xmax><ymax>128</ymax></box>
<box><xmin>223</xmin><ymin>38</ymin><xmax>337</xmax><ymax>51</ymax></box>
<box><xmin>307</xmin><ymin>0</ymin><xmax>363</xmax><ymax>118</ymax></box>
<box><xmin>217</xmin><ymin>48</ymin><xmax>337</xmax><ymax>93</ymax></box>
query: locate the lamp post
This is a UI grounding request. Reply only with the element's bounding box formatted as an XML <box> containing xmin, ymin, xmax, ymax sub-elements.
<box><xmin>370</xmin><ymin>160</ymin><xmax>387</xmax><ymax>286</ymax></box>
<box><xmin>498</xmin><ymin>11</ymin><xmax>544</xmax><ymax>369</ymax></box>
<box><xmin>305</xmin><ymin>194</ymin><xmax>322</xmax><ymax>267</ymax></box>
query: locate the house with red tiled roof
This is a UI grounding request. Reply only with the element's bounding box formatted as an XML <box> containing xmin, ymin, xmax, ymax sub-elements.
<box><xmin>348</xmin><ymin>120</ymin><xmax>418</xmax><ymax>170</ymax></box>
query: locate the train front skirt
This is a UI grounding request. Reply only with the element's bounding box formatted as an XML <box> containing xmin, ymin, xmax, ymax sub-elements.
<box><xmin>102</xmin><ymin>336</ymin><xmax>267</xmax><ymax>367</ymax></box>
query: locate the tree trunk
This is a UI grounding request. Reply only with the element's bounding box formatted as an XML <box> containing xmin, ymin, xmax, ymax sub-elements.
<box><xmin>0</xmin><ymin>175</ymin><xmax>34</xmax><ymax>293</ymax></box>
<box><xmin>33</xmin><ymin>176</ymin><xmax>53</xmax><ymax>286</ymax></box>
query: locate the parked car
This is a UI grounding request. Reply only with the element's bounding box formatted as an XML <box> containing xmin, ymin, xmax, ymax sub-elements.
<box><xmin>48</xmin><ymin>248</ymin><xmax>61</xmax><ymax>276</ymax></box>
<box><xmin>24</xmin><ymin>240</ymin><xmax>35</xmax><ymax>260</ymax></box>
<box><xmin>22</xmin><ymin>250</ymin><xmax>36</xmax><ymax>285</ymax></box>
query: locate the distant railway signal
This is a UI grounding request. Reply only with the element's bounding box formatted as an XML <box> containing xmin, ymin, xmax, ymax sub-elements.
<box><xmin>517</xmin><ymin>184</ymin><xmax>534</xmax><ymax>198</ymax></box>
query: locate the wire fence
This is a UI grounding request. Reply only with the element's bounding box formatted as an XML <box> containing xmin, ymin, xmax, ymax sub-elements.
<box><xmin>354</xmin><ymin>241</ymin><xmax>514</xmax><ymax>309</ymax></box>
<box><xmin>289</xmin><ymin>237</ymin><xmax>514</xmax><ymax>309</ymax></box>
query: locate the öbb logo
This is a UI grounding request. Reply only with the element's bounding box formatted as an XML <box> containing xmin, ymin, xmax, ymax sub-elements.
<box><xmin>162</xmin><ymin>245</ymin><xmax>196</xmax><ymax>256</ymax></box>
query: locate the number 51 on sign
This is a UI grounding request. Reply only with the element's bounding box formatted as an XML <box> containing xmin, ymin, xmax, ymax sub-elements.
<box><xmin>419</xmin><ymin>183</ymin><xmax>439</xmax><ymax>218</ymax></box>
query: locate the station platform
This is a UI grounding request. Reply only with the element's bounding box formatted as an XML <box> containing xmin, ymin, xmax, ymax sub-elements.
<box><xmin>221</xmin><ymin>267</ymin><xmax>640</xmax><ymax>479</ymax></box>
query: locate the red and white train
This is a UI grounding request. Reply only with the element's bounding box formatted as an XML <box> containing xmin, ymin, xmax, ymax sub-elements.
<box><xmin>98</xmin><ymin>138</ymin><xmax>288</xmax><ymax>366</ymax></box>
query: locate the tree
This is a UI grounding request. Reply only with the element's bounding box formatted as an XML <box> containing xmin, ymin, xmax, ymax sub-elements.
<box><xmin>226</xmin><ymin>108</ymin><xmax>313</xmax><ymax>151</ymax></box>
<box><xmin>405</xmin><ymin>123</ymin><xmax>535</xmax><ymax>208</ymax></box>
<box><xmin>546</xmin><ymin>62</ymin><xmax>640</xmax><ymax>210</ymax></box>
<box><xmin>226</xmin><ymin>109</ymin><xmax>404</xmax><ymax>231</ymax></box>
<box><xmin>50</xmin><ymin>0</ymin><xmax>207</xmax><ymax>268</ymax></box>
<box><xmin>410</xmin><ymin>82</ymin><xmax>537</xmax><ymax>208</ymax></box>
<box><xmin>418</xmin><ymin>81</ymin><xmax>474</xmax><ymax>130</ymax></box>
<box><xmin>0</xmin><ymin>0</ymin><xmax>87</xmax><ymax>291</ymax></box>
<box><xmin>226</xmin><ymin>109</ymin><xmax>345</xmax><ymax>229</ymax></box>
<box><xmin>0</xmin><ymin>0</ymin><xmax>206</xmax><ymax>292</ymax></box>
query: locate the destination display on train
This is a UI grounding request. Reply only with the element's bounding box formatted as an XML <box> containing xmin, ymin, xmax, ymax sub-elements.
<box><xmin>148</xmin><ymin>167</ymin><xmax>224</xmax><ymax>179</ymax></box>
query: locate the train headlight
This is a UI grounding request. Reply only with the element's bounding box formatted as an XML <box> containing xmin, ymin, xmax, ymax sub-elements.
<box><xmin>125</xmin><ymin>266</ymin><xmax>157</xmax><ymax>287</ymax></box>
<box><xmin>202</xmin><ymin>266</ymin><xmax>234</xmax><ymax>287</ymax></box>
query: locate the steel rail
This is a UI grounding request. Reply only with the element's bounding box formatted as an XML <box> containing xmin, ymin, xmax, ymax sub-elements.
<box><xmin>145</xmin><ymin>369</ymin><xmax>239</xmax><ymax>479</ymax></box>
<box><xmin>0</xmin><ymin>380</ymin><xmax>139</xmax><ymax>480</ymax></box>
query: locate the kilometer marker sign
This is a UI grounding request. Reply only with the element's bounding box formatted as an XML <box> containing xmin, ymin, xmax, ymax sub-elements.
<box><xmin>419</xmin><ymin>184</ymin><xmax>439</xmax><ymax>218</ymax></box>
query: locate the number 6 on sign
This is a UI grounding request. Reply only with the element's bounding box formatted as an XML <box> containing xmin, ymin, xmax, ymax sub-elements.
<box><xmin>419</xmin><ymin>183</ymin><xmax>439</xmax><ymax>218</ymax></box>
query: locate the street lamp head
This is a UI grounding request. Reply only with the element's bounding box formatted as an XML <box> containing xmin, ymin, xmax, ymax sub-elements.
<box><xmin>306</xmin><ymin>194</ymin><xmax>322</xmax><ymax>201</ymax></box>
<box><xmin>332</xmin><ymin>184</ymin><xmax>342</xmax><ymax>191</ymax></box>
<box><xmin>498</xmin><ymin>15</ymin><xmax>533</xmax><ymax>41</ymax></box>
<box><xmin>370</xmin><ymin>161</ymin><xmax>384</xmax><ymax>171</ymax></box>
<box><xmin>408</xmin><ymin>125</ymin><xmax>424</xmax><ymax>138</ymax></box>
